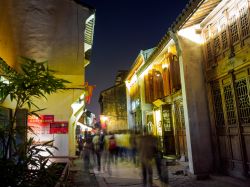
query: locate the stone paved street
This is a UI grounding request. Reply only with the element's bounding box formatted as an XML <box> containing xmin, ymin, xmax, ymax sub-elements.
<box><xmin>68</xmin><ymin>157</ymin><xmax>250</xmax><ymax>187</ymax></box>
<box><xmin>95</xmin><ymin>160</ymin><xmax>159</xmax><ymax>187</ymax></box>
<box><xmin>66</xmin><ymin>158</ymin><xmax>99</xmax><ymax>187</ymax></box>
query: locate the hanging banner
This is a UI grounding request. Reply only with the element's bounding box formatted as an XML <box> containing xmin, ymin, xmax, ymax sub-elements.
<box><xmin>83</xmin><ymin>82</ymin><xmax>96</xmax><ymax>104</ymax></box>
<box><xmin>50</xmin><ymin>121</ymin><xmax>68</xmax><ymax>134</ymax></box>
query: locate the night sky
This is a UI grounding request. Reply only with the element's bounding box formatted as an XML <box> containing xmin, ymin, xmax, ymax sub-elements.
<box><xmin>83</xmin><ymin>0</ymin><xmax>189</xmax><ymax>118</ymax></box>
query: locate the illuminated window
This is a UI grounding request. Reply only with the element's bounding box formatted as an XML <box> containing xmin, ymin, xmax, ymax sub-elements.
<box><xmin>230</xmin><ymin>16</ymin><xmax>239</xmax><ymax>44</ymax></box>
<box><xmin>240</xmin><ymin>7</ymin><xmax>250</xmax><ymax>38</ymax></box>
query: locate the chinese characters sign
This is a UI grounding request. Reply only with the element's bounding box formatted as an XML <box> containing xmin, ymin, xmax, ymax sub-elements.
<box><xmin>28</xmin><ymin>115</ymin><xmax>54</xmax><ymax>126</ymax></box>
<box><xmin>50</xmin><ymin>122</ymin><xmax>68</xmax><ymax>134</ymax></box>
<box><xmin>28</xmin><ymin>115</ymin><xmax>54</xmax><ymax>134</ymax></box>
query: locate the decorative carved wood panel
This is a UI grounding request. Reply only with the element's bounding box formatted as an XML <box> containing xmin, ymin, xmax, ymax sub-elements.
<box><xmin>211</xmin><ymin>71</ymin><xmax>250</xmax><ymax>178</ymax></box>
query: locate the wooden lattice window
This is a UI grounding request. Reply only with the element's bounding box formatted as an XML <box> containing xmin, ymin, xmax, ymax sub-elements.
<box><xmin>223</xmin><ymin>84</ymin><xmax>237</xmax><ymax>125</ymax></box>
<box><xmin>213</xmin><ymin>35</ymin><xmax>221</xmax><ymax>55</ymax></box>
<box><xmin>211</xmin><ymin>82</ymin><xmax>225</xmax><ymax>126</ymax></box>
<box><xmin>221</xmin><ymin>30</ymin><xmax>228</xmax><ymax>50</ymax></box>
<box><xmin>206</xmin><ymin>42</ymin><xmax>213</xmax><ymax>62</ymax></box>
<box><xmin>203</xmin><ymin>29</ymin><xmax>213</xmax><ymax>68</ymax></box>
<box><xmin>235</xmin><ymin>78</ymin><xmax>250</xmax><ymax>124</ymax></box>
<box><xmin>220</xmin><ymin>23</ymin><xmax>228</xmax><ymax>50</ymax></box>
<box><xmin>239</xmin><ymin>7</ymin><xmax>250</xmax><ymax>38</ymax></box>
<box><xmin>212</xmin><ymin>25</ymin><xmax>221</xmax><ymax>55</ymax></box>
<box><xmin>230</xmin><ymin>16</ymin><xmax>239</xmax><ymax>44</ymax></box>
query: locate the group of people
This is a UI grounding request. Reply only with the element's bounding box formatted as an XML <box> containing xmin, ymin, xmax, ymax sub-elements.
<box><xmin>77</xmin><ymin>129</ymin><xmax>120</xmax><ymax>174</ymax></box>
<box><xmin>77</xmin><ymin>128</ymin><xmax>166</xmax><ymax>187</ymax></box>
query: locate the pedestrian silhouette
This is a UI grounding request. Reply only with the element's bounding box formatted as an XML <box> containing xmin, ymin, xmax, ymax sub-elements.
<box><xmin>138</xmin><ymin>128</ymin><xmax>157</xmax><ymax>187</ymax></box>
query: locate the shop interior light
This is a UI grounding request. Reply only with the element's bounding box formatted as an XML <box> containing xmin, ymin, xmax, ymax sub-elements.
<box><xmin>162</xmin><ymin>63</ymin><xmax>169</xmax><ymax>69</ymax></box>
<box><xmin>100</xmin><ymin>115</ymin><xmax>109</xmax><ymax>123</ymax></box>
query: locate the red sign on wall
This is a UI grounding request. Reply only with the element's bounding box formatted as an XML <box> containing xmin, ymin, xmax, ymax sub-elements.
<box><xmin>50</xmin><ymin>122</ymin><xmax>68</xmax><ymax>134</ymax></box>
<box><xmin>28</xmin><ymin>115</ymin><xmax>54</xmax><ymax>126</ymax></box>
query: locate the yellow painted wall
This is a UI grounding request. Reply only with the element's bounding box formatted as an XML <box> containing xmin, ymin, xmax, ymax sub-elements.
<box><xmin>0</xmin><ymin>0</ymin><xmax>16</xmax><ymax>67</ymax></box>
<box><xmin>0</xmin><ymin>0</ymin><xmax>94</xmax><ymax>157</ymax></box>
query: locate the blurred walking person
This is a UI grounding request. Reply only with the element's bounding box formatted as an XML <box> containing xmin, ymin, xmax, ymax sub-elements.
<box><xmin>129</xmin><ymin>131</ymin><xmax>138</xmax><ymax>166</ymax></box>
<box><xmin>77</xmin><ymin>135</ymin><xmax>83</xmax><ymax>158</ymax></box>
<box><xmin>138</xmin><ymin>128</ymin><xmax>158</xmax><ymax>187</ymax></box>
<box><xmin>92</xmin><ymin>130</ymin><xmax>102</xmax><ymax>172</ymax></box>
<box><xmin>107</xmin><ymin>134</ymin><xmax>117</xmax><ymax>175</ymax></box>
<box><xmin>83</xmin><ymin>131</ymin><xmax>93</xmax><ymax>172</ymax></box>
<box><xmin>102</xmin><ymin>133</ymin><xmax>110</xmax><ymax>172</ymax></box>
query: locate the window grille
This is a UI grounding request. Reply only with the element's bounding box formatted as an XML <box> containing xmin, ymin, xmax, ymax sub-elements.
<box><xmin>235</xmin><ymin>78</ymin><xmax>250</xmax><ymax>124</ymax></box>
<box><xmin>204</xmin><ymin>29</ymin><xmax>213</xmax><ymax>68</ymax></box>
<box><xmin>211</xmin><ymin>82</ymin><xmax>225</xmax><ymax>126</ymax></box>
<box><xmin>240</xmin><ymin>7</ymin><xmax>250</xmax><ymax>38</ymax></box>
<box><xmin>213</xmin><ymin>35</ymin><xmax>221</xmax><ymax>55</ymax></box>
<box><xmin>223</xmin><ymin>84</ymin><xmax>237</xmax><ymax>125</ymax></box>
<box><xmin>221</xmin><ymin>30</ymin><xmax>228</xmax><ymax>50</ymax></box>
<box><xmin>206</xmin><ymin>42</ymin><xmax>213</xmax><ymax>62</ymax></box>
<box><xmin>230</xmin><ymin>16</ymin><xmax>239</xmax><ymax>44</ymax></box>
<box><xmin>220</xmin><ymin>23</ymin><xmax>228</xmax><ymax>50</ymax></box>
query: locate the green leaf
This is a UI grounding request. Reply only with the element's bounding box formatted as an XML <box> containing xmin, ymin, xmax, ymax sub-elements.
<box><xmin>45</xmin><ymin>148</ymin><xmax>53</xmax><ymax>156</ymax></box>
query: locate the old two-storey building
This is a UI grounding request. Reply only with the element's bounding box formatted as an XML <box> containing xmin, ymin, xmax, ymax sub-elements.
<box><xmin>99</xmin><ymin>70</ymin><xmax>128</xmax><ymax>132</ymax></box>
<box><xmin>201</xmin><ymin>0</ymin><xmax>250</xmax><ymax>179</ymax></box>
<box><xmin>126</xmin><ymin>0</ymin><xmax>250</xmax><ymax>179</ymax></box>
<box><xmin>125</xmin><ymin>49</ymin><xmax>155</xmax><ymax>132</ymax></box>
<box><xmin>126</xmin><ymin>45</ymin><xmax>187</xmax><ymax>160</ymax></box>
<box><xmin>0</xmin><ymin>0</ymin><xmax>95</xmax><ymax>157</ymax></box>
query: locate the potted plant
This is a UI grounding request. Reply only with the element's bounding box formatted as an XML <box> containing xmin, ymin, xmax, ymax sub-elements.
<box><xmin>0</xmin><ymin>57</ymin><xmax>69</xmax><ymax>186</ymax></box>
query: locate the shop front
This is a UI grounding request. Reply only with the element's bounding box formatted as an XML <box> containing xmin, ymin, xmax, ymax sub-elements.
<box><xmin>152</xmin><ymin>96</ymin><xmax>187</xmax><ymax>159</ymax></box>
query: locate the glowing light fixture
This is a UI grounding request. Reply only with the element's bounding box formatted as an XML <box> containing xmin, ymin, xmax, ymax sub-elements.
<box><xmin>162</xmin><ymin>63</ymin><xmax>169</xmax><ymax>69</ymax></box>
<box><xmin>100</xmin><ymin>115</ymin><xmax>109</xmax><ymax>124</ymax></box>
